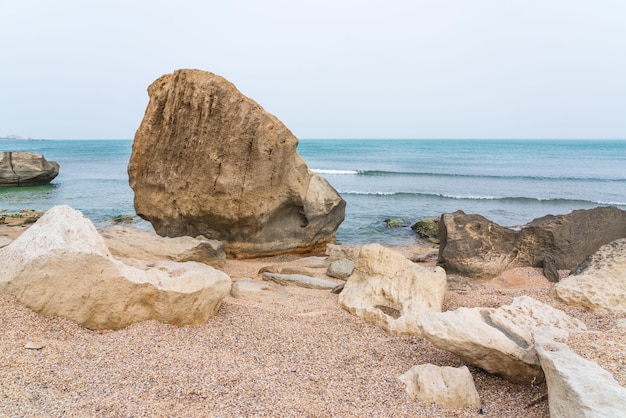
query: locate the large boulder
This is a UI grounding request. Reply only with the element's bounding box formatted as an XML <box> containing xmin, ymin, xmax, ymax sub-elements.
<box><xmin>553</xmin><ymin>238</ymin><xmax>626</xmax><ymax>314</ymax></box>
<box><xmin>534</xmin><ymin>330</ymin><xmax>626</xmax><ymax>418</ymax></box>
<box><xmin>0</xmin><ymin>151</ymin><xmax>59</xmax><ymax>187</ymax></box>
<box><xmin>100</xmin><ymin>225</ymin><xmax>226</xmax><ymax>268</ymax></box>
<box><xmin>437</xmin><ymin>207</ymin><xmax>626</xmax><ymax>279</ymax></box>
<box><xmin>0</xmin><ymin>205</ymin><xmax>231</xmax><ymax>330</ymax></box>
<box><xmin>128</xmin><ymin>69</ymin><xmax>345</xmax><ymax>258</ymax></box>
<box><xmin>416</xmin><ymin>296</ymin><xmax>587</xmax><ymax>384</ymax></box>
<box><xmin>338</xmin><ymin>244</ymin><xmax>447</xmax><ymax>335</ymax></box>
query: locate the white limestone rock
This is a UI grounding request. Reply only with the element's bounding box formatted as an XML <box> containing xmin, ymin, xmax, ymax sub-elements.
<box><xmin>338</xmin><ymin>243</ymin><xmax>447</xmax><ymax>335</ymax></box>
<box><xmin>0</xmin><ymin>205</ymin><xmax>231</xmax><ymax>330</ymax></box>
<box><xmin>534</xmin><ymin>329</ymin><xmax>626</xmax><ymax>418</ymax></box>
<box><xmin>416</xmin><ymin>296</ymin><xmax>587</xmax><ymax>384</ymax></box>
<box><xmin>553</xmin><ymin>238</ymin><xmax>626</xmax><ymax>314</ymax></box>
<box><xmin>398</xmin><ymin>364</ymin><xmax>481</xmax><ymax>409</ymax></box>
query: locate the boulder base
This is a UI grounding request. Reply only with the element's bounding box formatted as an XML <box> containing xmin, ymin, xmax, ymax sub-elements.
<box><xmin>128</xmin><ymin>69</ymin><xmax>345</xmax><ymax>258</ymax></box>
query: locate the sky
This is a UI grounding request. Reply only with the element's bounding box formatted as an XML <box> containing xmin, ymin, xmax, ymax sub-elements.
<box><xmin>1</xmin><ymin>0</ymin><xmax>625</xmax><ymax>140</ymax></box>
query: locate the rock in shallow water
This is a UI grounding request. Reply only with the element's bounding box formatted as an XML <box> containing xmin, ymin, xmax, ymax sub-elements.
<box><xmin>128</xmin><ymin>68</ymin><xmax>345</xmax><ymax>258</ymax></box>
<box><xmin>0</xmin><ymin>151</ymin><xmax>59</xmax><ymax>187</ymax></box>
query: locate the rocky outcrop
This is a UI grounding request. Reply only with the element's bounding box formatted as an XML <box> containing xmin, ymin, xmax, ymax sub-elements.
<box><xmin>100</xmin><ymin>225</ymin><xmax>226</xmax><ymax>268</ymax></box>
<box><xmin>437</xmin><ymin>207</ymin><xmax>626</xmax><ymax>279</ymax></box>
<box><xmin>534</xmin><ymin>330</ymin><xmax>626</xmax><ymax>418</ymax></box>
<box><xmin>416</xmin><ymin>296</ymin><xmax>587</xmax><ymax>384</ymax></box>
<box><xmin>338</xmin><ymin>244</ymin><xmax>447</xmax><ymax>335</ymax></box>
<box><xmin>128</xmin><ymin>69</ymin><xmax>345</xmax><ymax>258</ymax></box>
<box><xmin>398</xmin><ymin>364</ymin><xmax>481</xmax><ymax>409</ymax></box>
<box><xmin>0</xmin><ymin>205</ymin><xmax>231</xmax><ymax>330</ymax></box>
<box><xmin>0</xmin><ymin>151</ymin><xmax>59</xmax><ymax>187</ymax></box>
<box><xmin>553</xmin><ymin>238</ymin><xmax>626</xmax><ymax>314</ymax></box>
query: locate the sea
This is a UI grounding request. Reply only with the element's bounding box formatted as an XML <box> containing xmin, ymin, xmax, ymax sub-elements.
<box><xmin>1</xmin><ymin>139</ymin><xmax>625</xmax><ymax>247</ymax></box>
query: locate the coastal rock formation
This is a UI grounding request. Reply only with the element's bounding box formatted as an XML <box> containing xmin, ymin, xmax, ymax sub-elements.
<box><xmin>437</xmin><ymin>206</ymin><xmax>626</xmax><ymax>279</ymax></box>
<box><xmin>411</xmin><ymin>217</ymin><xmax>440</xmax><ymax>243</ymax></box>
<box><xmin>128</xmin><ymin>69</ymin><xmax>345</xmax><ymax>258</ymax></box>
<box><xmin>398</xmin><ymin>364</ymin><xmax>481</xmax><ymax>409</ymax></box>
<box><xmin>0</xmin><ymin>205</ymin><xmax>231</xmax><ymax>330</ymax></box>
<box><xmin>534</xmin><ymin>330</ymin><xmax>626</xmax><ymax>417</ymax></box>
<box><xmin>338</xmin><ymin>244</ymin><xmax>447</xmax><ymax>335</ymax></box>
<box><xmin>100</xmin><ymin>225</ymin><xmax>226</xmax><ymax>268</ymax></box>
<box><xmin>0</xmin><ymin>151</ymin><xmax>59</xmax><ymax>187</ymax></box>
<box><xmin>553</xmin><ymin>238</ymin><xmax>626</xmax><ymax>314</ymax></box>
<box><xmin>416</xmin><ymin>296</ymin><xmax>587</xmax><ymax>384</ymax></box>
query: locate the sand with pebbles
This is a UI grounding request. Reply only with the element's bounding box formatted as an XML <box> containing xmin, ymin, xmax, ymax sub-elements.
<box><xmin>1</xmin><ymin>233</ymin><xmax>624</xmax><ymax>417</ymax></box>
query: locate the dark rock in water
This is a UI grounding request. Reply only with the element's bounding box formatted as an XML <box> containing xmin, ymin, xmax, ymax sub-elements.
<box><xmin>0</xmin><ymin>152</ymin><xmax>59</xmax><ymax>187</ymax></box>
<box><xmin>438</xmin><ymin>207</ymin><xmax>626</xmax><ymax>279</ymax></box>
<box><xmin>128</xmin><ymin>69</ymin><xmax>345</xmax><ymax>258</ymax></box>
<box><xmin>411</xmin><ymin>217</ymin><xmax>440</xmax><ymax>243</ymax></box>
<box><xmin>385</xmin><ymin>218</ymin><xmax>411</xmax><ymax>228</ymax></box>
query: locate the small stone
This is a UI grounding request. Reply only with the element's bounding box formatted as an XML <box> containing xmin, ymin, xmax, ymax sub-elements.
<box><xmin>24</xmin><ymin>342</ymin><xmax>44</xmax><ymax>350</ymax></box>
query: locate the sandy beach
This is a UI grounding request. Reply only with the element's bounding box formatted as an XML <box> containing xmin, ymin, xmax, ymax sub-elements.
<box><xmin>1</xmin><ymin>237</ymin><xmax>624</xmax><ymax>418</ymax></box>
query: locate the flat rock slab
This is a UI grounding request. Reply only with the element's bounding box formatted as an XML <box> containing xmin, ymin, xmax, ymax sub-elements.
<box><xmin>231</xmin><ymin>278</ymin><xmax>289</xmax><ymax>303</ymax></box>
<box><xmin>261</xmin><ymin>272</ymin><xmax>337</xmax><ymax>290</ymax></box>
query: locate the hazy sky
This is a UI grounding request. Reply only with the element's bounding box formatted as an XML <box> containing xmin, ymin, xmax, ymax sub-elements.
<box><xmin>1</xmin><ymin>0</ymin><xmax>625</xmax><ymax>139</ymax></box>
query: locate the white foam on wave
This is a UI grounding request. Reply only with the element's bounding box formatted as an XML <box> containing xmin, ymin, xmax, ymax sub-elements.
<box><xmin>311</xmin><ymin>169</ymin><xmax>358</xmax><ymax>175</ymax></box>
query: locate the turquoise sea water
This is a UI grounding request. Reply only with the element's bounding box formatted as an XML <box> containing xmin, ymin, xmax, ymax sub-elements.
<box><xmin>1</xmin><ymin>139</ymin><xmax>625</xmax><ymax>246</ymax></box>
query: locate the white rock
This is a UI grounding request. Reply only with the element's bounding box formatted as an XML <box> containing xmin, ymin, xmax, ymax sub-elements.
<box><xmin>553</xmin><ymin>238</ymin><xmax>626</xmax><ymax>314</ymax></box>
<box><xmin>534</xmin><ymin>329</ymin><xmax>626</xmax><ymax>418</ymax></box>
<box><xmin>398</xmin><ymin>364</ymin><xmax>481</xmax><ymax>409</ymax></box>
<box><xmin>417</xmin><ymin>296</ymin><xmax>586</xmax><ymax>384</ymax></box>
<box><xmin>0</xmin><ymin>205</ymin><xmax>231</xmax><ymax>330</ymax></box>
<box><xmin>338</xmin><ymin>243</ymin><xmax>447</xmax><ymax>335</ymax></box>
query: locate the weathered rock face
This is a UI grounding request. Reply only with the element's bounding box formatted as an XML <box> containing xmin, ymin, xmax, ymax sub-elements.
<box><xmin>128</xmin><ymin>69</ymin><xmax>345</xmax><ymax>258</ymax></box>
<box><xmin>438</xmin><ymin>207</ymin><xmax>626</xmax><ymax>279</ymax></box>
<box><xmin>534</xmin><ymin>330</ymin><xmax>626</xmax><ymax>418</ymax></box>
<box><xmin>100</xmin><ymin>225</ymin><xmax>226</xmax><ymax>268</ymax></box>
<box><xmin>0</xmin><ymin>151</ymin><xmax>59</xmax><ymax>187</ymax></box>
<box><xmin>398</xmin><ymin>364</ymin><xmax>481</xmax><ymax>409</ymax></box>
<box><xmin>553</xmin><ymin>238</ymin><xmax>626</xmax><ymax>314</ymax></box>
<box><xmin>416</xmin><ymin>296</ymin><xmax>587</xmax><ymax>384</ymax></box>
<box><xmin>338</xmin><ymin>244</ymin><xmax>447</xmax><ymax>335</ymax></box>
<box><xmin>0</xmin><ymin>205</ymin><xmax>231</xmax><ymax>330</ymax></box>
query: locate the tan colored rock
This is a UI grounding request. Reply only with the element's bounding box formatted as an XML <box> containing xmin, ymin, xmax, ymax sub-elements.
<box><xmin>0</xmin><ymin>205</ymin><xmax>231</xmax><ymax>330</ymax></box>
<box><xmin>534</xmin><ymin>329</ymin><xmax>626</xmax><ymax>418</ymax></box>
<box><xmin>398</xmin><ymin>364</ymin><xmax>481</xmax><ymax>409</ymax></box>
<box><xmin>128</xmin><ymin>69</ymin><xmax>345</xmax><ymax>258</ymax></box>
<box><xmin>416</xmin><ymin>296</ymin><xmax>586</xmax><ymax>384</ymax></box>
<box><xmin>0</xmin><ymin>151</ymin><xmax>59</xmax><ymax>187</ymax></box>
<box><xmin>553</xmin><ymin>239</ymin><xmax>626</xmax><ymax>314</ymax></box>
<box><xmin>231</xmin><ymin>278</ymin><xmax>289</xmax><ymax>303</ymax></box>
<box><xmin>338</xmin><ymin>244</ymin><xmax>447</xmax><ymax>335</ymax></box>
<box><xmin>261</xmin><ymin>272</ymin><xmax>337</xmax><ymax>290</ymax></box>
<box><xmin>100</xmin><ymin>225</ymin><xmax>226</xmax><ymax>268</ymax></box>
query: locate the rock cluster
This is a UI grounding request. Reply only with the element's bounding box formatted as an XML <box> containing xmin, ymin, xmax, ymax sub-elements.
<box><xmin>0</xmin><ymin>205</ymin><xmax>231</xmax><ymax>330</ymax></box>
<box><xmin>128</xmin><ymin>69</ymin><xmax>345</xmax><ymax>258</ymax></box>
<box><xmin>0</xmin><ymin>151</ymin><xmax>59</xmax><ymax>187</ymax></box>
